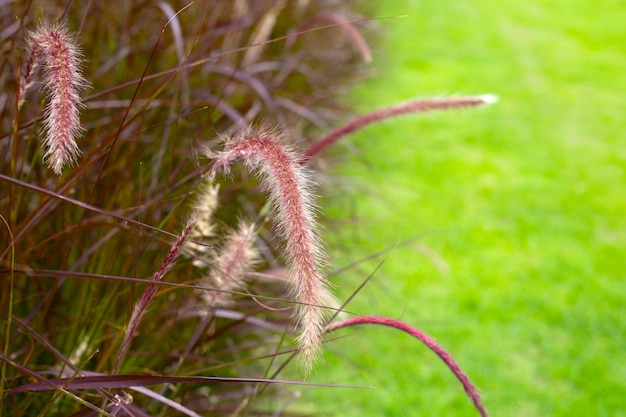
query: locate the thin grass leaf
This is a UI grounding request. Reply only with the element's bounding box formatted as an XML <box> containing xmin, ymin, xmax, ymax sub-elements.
<box><xmin>8</xmin><ymin>373</ymin><xmax>368</xmax><ymax>394</ymax></box>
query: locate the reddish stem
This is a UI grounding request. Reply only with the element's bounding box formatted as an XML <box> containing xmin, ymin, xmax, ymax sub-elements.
<box><xmin>327</xmin><ymin>315</ymin><xmax>489</xmax><ymax>417</ymax></box>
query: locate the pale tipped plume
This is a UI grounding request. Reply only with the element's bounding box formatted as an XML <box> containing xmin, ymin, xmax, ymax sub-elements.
<box><xmin>185</xmin><ymin>182</ymin><xmax>220</xmax><ymax>268</ymax></box>
<box><xmin>303</xmin><ymin>95</ymin><xmax>497</xmax><ymax>162</ymax></box>
<box><xmin>209</xmin><ymin>127</ymin><xmax>334</xmax><ymax>369</ymax></box>
<box><xmin>199</xmin><ymin>222</ymin><xmax>259</xmax><ymax>307</ymax></box>
<box><xmin>20</xmin><ymin>22</ymin><xmax>86</xmax><ymax>175</ymax></box>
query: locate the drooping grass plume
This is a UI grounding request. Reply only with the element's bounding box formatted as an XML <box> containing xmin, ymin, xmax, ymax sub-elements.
<box><xmin>19</xmin><ymin>21</ymin><xmax>87</xmax><ymax>175</ymax></box>
<box><xmin>326</xmin><ymin>316</ymin><xmax>489</xmax><ymax>417</ymax></box>
<box><xmin>209</xmin><ymin>128</ymin><xmax>334</xmax><ymax>369</ymax></box>
<box><xmin>198</xmin><ymin>222</ymin><xmax>258</xmax><ymax>307</ymax></box>
<box><xmin>114</xmin><ymin>214</ymin><xmax>197</xmax><ymax>374</ymax></box>
<box><xmin>303</xmin><ymin>95</ymin><xmax>498</xmax><ymax>162</ymax></box>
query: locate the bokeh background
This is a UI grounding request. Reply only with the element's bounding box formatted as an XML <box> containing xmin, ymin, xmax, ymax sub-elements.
<box><xmin>301</xmin><ymin>1</ymin><xmax>626</xmax><ymax>416</ymax></box>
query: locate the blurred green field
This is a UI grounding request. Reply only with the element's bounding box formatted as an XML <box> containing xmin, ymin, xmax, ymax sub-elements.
<box><xmin>299</xmin><ymin>1</ymin><xmax>626</xmax><ymax>416</ymax></box>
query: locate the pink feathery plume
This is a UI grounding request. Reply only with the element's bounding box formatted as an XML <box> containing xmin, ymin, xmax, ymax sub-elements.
<box><xmin>20</xmin><ymin>22</ymin><xmax>87</xmax><ymax>175</ymax></box>
<box><xmin>199</xmin><ymin>222</ymin><xmax>259</xmax><ymax>307</ymax></box>
<box><xmin>209</xmin><ymin>128</ymin><xmax>334</xmax><ymax>370</ymax></box>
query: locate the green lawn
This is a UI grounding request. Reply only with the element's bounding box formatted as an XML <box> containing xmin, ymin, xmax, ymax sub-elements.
<box><xmin>298</xmin><ymin>1</ymin><xmax>626</xmax><ymax>416</ymax></box>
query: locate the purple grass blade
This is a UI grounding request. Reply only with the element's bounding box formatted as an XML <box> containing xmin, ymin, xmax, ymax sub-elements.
<box><xmin>8</xmin><ymin>373</ymin><xmax>369</xmax><ymax>394</ymax></box>
<box><xmin>0</xmin><ymin>353</ymin><xmax>111</xmax><ymax>416</ymax></box>
<box><xmin>301</xmin><ymin>12</ymin><xmax>372</xmax><ymax>63</ymax></box>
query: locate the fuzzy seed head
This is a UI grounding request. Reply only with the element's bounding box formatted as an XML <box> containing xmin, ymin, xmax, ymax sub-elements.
<box><xmin>23</xmin><ymin>22</ymin><xmax>86</xmax><ymax>175</ymax></box>
<box><xmin>209</xmin><ymin>127</ymin><xmax>335</xmax><ymax>369</ymax></box>
<box><xmin>199</xmin><ymin>222</ymin><xmax>258</xmax><ymax>307</ymax></box>
<box><xmin>186</xmin><ymin>182</ymin><xmax>220</xmax><ymax>268</ymax></box>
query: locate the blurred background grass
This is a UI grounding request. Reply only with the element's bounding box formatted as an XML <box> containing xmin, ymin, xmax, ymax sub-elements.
<box><xmin>301</xmin><ymin>0</ymin><xmax>626</xmax><ymax>416</ymax></box>
<box><xmin>2</xmin><ymin>0</ymin><xmax>624</xmax><ymax>415</ymax></box>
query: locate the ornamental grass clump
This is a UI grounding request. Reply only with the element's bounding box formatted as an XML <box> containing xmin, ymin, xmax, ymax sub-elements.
<box><xmin>0</xmin><ymin>1</ymin><xmax>494</xmax><ymax>415</ymax></box>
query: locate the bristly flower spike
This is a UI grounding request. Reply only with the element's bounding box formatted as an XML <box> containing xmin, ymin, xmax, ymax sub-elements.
<box><xmin>302</xmin><ymin>95</ymin><xmax>498</xmax><ymax>162</ymax></box>
<box><xmin>185</xmin><ymin>182</ymin><xmax>220</xmax><ymax>268</ymax></box>
<box><xmin>20</xmin><ymin>21</ymin><xmax>87</xmax><ymax>175</ymax></box>
<box><xmin>209</xmin><ymin>127</ymin><xmax>335</xmax><ymax>370</ymax></box>
<box><xmin>114</xmin><ymin>213</ymin><xmax>198</xmax><ymax>374</ymax></box>
<box><xmin>199</xmin><ymin>222</ymin><xmax>259</xmax><ymax>307</ymax></box>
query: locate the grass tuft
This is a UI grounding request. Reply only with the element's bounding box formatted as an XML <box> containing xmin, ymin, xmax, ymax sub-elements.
<box><xmin>0</xmin><ymin>1</ymin><xmax>494</xmax><ymax>415</ymax></box>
